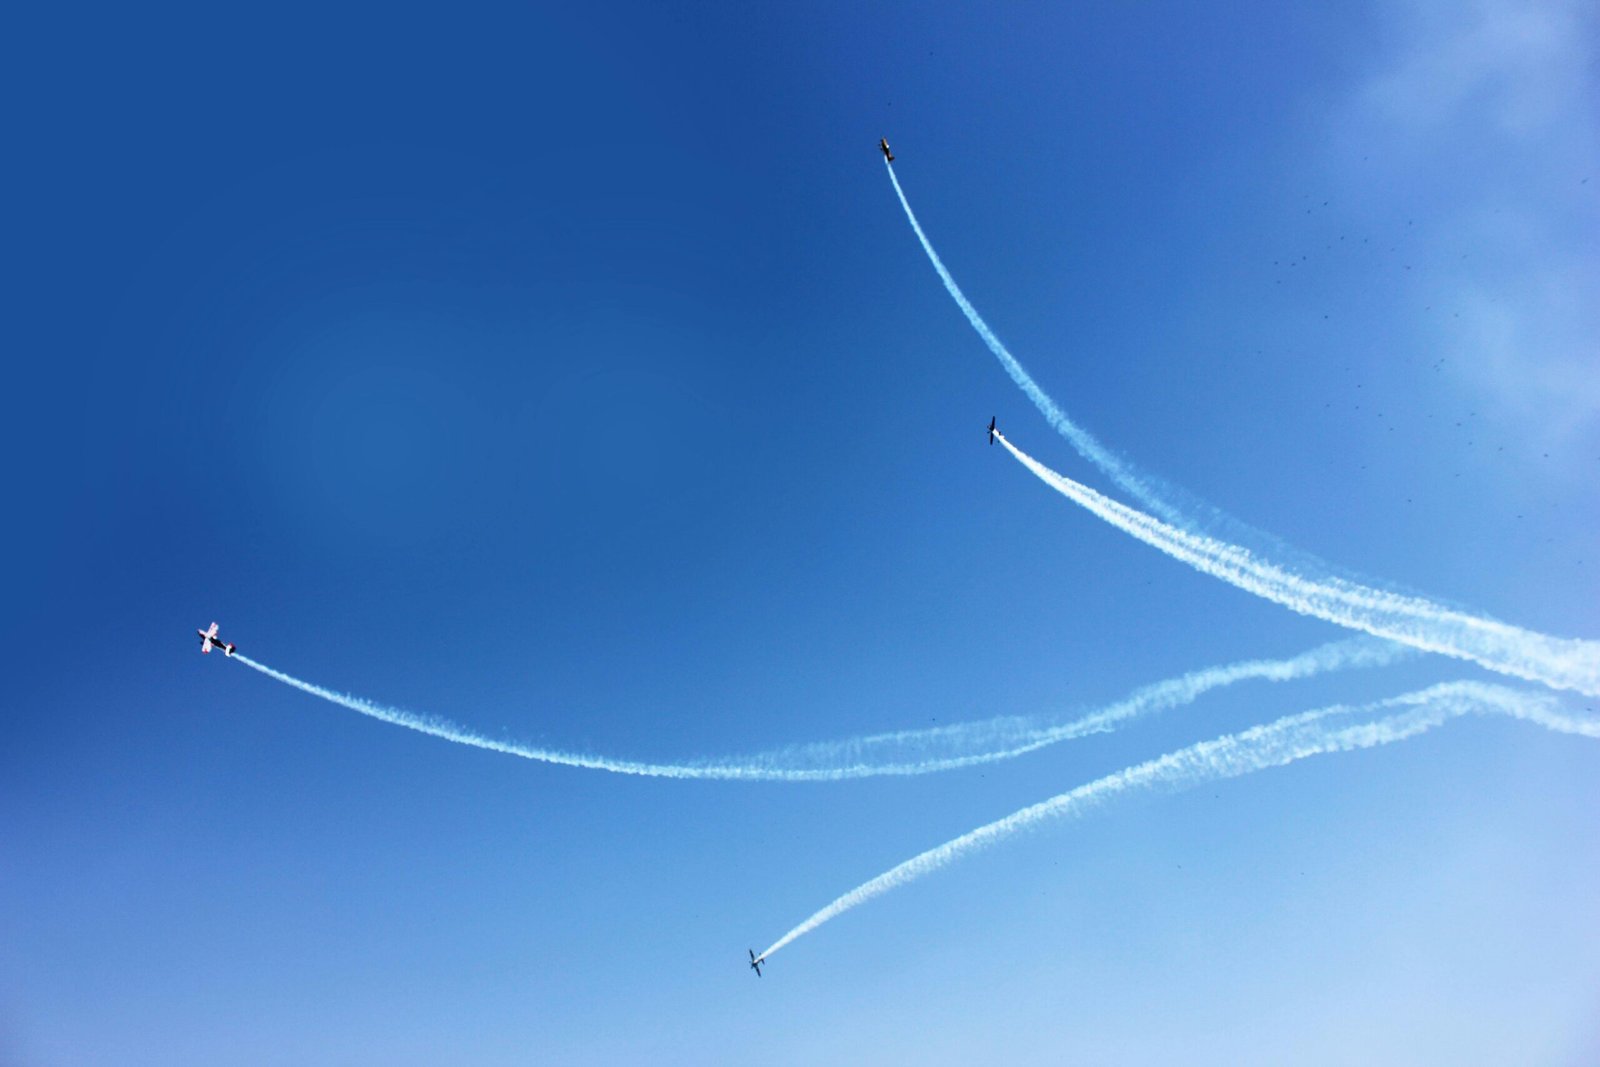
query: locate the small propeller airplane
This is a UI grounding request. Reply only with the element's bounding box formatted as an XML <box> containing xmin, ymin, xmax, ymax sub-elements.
<box><xmin>988</xmin><ymin>416</ymin><xmax>997</xmax><ymax>445</ymax></box>
<box><xmin>879</xmin><ymin>138</ymin><xmax>894</xmax><ymax>163</ymax></box>
<box><xmin>197</xmin><ymin>622</ymin><xmax>236</xmax><ymax>657</ymax></box>
<box><xmin>748</xmin><ymin>949</ymin><xmax>765</xmax><ymax>977</ymax></box>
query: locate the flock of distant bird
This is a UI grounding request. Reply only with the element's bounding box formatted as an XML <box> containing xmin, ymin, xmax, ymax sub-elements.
<box><xmin>1256</xmin><ymin>186</ymin><xmax>1583</xmax><ymax>559</ymax></box>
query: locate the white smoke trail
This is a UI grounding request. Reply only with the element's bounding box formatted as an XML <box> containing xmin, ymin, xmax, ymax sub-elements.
<box><xmin>890</xmin><ymin>160</ymin><xmax>1598</xmax><ymax>695</ymax></box>
<box><xmin>883</xmin><ymin>162</ymin><xmax>1152</xmax><ymax>508</ymax></box>
<box><xmin>995</xmin><ymin>432</ymin><xmax>1600</xmax><ymax>697</ymax></box>
<box><xmin>886</xmin><ymin>161</ymin><xmax>1260</xmax><ymax>547</ymax></box>
<box><xmin>757</xmin><ymin>681</ymin><xmax>1599</xmax><ymax>962</ymax></box>
<box><xmin>749</xmin><ymin>636</ymin><xmax>1407</xmax><ymax>774</ymax></box>
<box><xmin>233</xmin><ymin>654</ymin><xmax>772</xmax><ymax>779</ymax></box>
<box><xmin>884</xmin><ymin>161</ymin><xmax>1466</xmax><ymax>601</ymax></box>
<box><xmin>230</xmin><ymin>641</ymin><xmax>1395</xmax><ymax>780</ymax></box>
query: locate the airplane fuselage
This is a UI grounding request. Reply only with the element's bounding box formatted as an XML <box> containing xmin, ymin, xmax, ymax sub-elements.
<box><xmin>198</xmin><ymin>629</ymin><xmax>236</xmax><ymax>656</ymax></box>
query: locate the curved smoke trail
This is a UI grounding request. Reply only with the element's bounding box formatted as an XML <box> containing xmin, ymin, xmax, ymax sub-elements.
<box><xmin>993</xmin><ymin>432</ymin><xmax>1600</xmax><ymax>697</ymax></box>
<box><xmin>884</xmin><ymin>163</ymin><xmax>1537</xmax><ymax>620</ymax></box>
<box><xmin>230</xmin><ymin>639</ymin><xmax>1399</xmax><ymax>780</ymax></box>
<box><xmin>757</xmin><ymin>680</ymin><xmax>1599</xmax><ymax>962</ymax></box>
<box><xmin>747</xmin><ymin>636</ymin><xmax>1406</xmax><ymax>773</ymax></box>
<box><xmin>885</xmin><ymin>160</ymin><xmax>1252</xmax><ymax>541</ymax></box>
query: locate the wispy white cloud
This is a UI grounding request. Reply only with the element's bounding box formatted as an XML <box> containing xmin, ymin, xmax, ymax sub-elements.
<box><xmin>1440</xmin><ymin>264</ymin><xmax>1600</xmax><ymax>440</ymax></box>
<box><xmin>1333</xmin><ymin>0</ymin><xmax>1600</xmax><ymax>450</ymax></box>
<box><xmin>1362</xmin><ymin>0</ymin><xmax>1595</xmax><ymax>137</ymax></box>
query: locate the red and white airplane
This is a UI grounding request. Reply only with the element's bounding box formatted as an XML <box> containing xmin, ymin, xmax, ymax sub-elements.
<box><xmin>197</xmin><ymin>622</ymin><xmax>236</xmax><ymax>657</ymax></box>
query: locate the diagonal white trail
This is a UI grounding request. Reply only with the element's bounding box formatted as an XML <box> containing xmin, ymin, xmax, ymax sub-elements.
<box><xmin>885</xmin><ymin>160</ymin><xmax>1263</xmax><ymax>547</ymax></box>
<box><xmin>995</xmin><ymin>432</ymin><xmax>1600</xmax><ymax>697</ymax></box>
<box><xmin>757</xmin><ymin>681</ymin><xmax>1599</xmax><ymax>961</ymax></box>
<box><xmin>231</xmin><ymin>641</ymin><xmax>1394</xmax><ymax>779</ymax></box>
<box><xmin>884</xmin><ymin>162</ymin><xmax>1156</xmax><ymax>512</ymax></box>
<box><xmin>887</xmin><ymin>160</ymin><xmax>1598</xmax><ymax>677</ymax></box>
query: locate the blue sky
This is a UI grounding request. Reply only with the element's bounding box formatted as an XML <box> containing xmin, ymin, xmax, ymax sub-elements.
<box><xmin>5</xmin><ymin>2</ymin><xmax>1598</xmax><ymax>1063</ymax></box>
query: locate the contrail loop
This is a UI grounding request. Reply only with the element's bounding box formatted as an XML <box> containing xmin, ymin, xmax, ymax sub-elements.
<box><xmin>757</xmin><ymin>680</ymin><xmax>1598</xmax><ymax>961</ymax></box>
<box><xmin>229</xmin><ymin>640</ymin><xmax>1399</xmax><ymax>779</ymax></box>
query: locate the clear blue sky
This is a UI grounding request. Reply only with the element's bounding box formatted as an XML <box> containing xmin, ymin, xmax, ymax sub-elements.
<box><xmin>5</xmin><ymin>2</ymin><xmax>1598</xmax><ymax>1063</ymax></box>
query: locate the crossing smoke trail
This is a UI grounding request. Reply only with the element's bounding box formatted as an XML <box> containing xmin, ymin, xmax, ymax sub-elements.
<box><xmin>230</xmin><ymin>642</ymin><xmax>1393</xmax><ymax>780</ymax></box>
<box><xmin>885</xmin><ymin>161</ymin><xmax>1256</xmax><ymax>544</ymax></box>
<box><xmin>890</xmin><ymin>159</ymin><xmax>1599</xmax><ymax>696</ymax></box>
<box><xmin>883</xmin><ymin>162</ymin><xmax>1147</xmax><ymax>506</ymax></box>
<box><xmin>995</xmin><ymin>432</ymin><xmax>1600</xmax><ymax>697</ymax></box>
<box><xmin>749</xmin><ymin>636</ymin><xmax>1407</xmax><ymax>773</ymax></box>
<box><xmin>884</xmin><ymin>161</ymin><xmax>1483</xmax><ymax>609</ymax></box>
<box><xmin>757</xmin><ymin>681</ymin><xmax>1599</xmax><ymax>962</ymax></box>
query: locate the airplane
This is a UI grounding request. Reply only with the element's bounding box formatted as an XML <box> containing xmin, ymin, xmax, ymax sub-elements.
<box><xmin>879</xmin><ymin>138</ymin><xmax>894</xmax><ymax>163</ymax></box>
<box><xmin>988</xmin><ymin>416</ymin><xmax>997</xmax><ymax>445</ymax></box>
<box><xmin>748</xmin><ymin>949</ymin><xmax>765</xmax><ymax>977</ymax></box>
<box><xmin>197</xmin><ymin>622</ymin><xmax>236</xmax><ymax>657</ymax></box>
